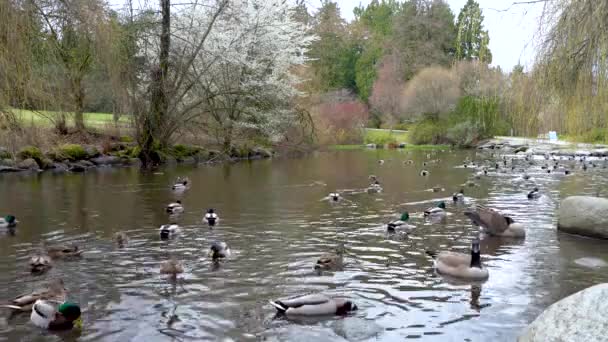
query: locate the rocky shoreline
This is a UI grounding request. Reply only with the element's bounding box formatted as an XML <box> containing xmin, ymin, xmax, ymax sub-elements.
<box><xmin>0</xmin><ymin>143</ymin><xmax>273</xmax><ymax>174</ymax></box>
<box><xmin>477</xmin><ymin>136</ymin><xmax>608</xmax><ymax>157</ymax></box>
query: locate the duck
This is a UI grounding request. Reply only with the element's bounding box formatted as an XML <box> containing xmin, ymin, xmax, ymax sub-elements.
<box><xmin>426</xmin><ymin>239</ymin><xmax>488</xmax><ymax>281</ymax></box>
<box><xmin>0</xmin><ymin>215</ymin><xmax>17</xmax><ymax>229</ymax></box>
<box><xmin>404</xmin><ymin>160</ymin><xmax>414</xmax><ymax>165</ymax></box>
<box><xmin>378</xmin><ymin>159</ymin><xmax>385</xmax><ymax>165</ymax></box>
<box><xmin>29</xmin><ymin>254</ymin><xmax>53</xmax><ymax>274</ymax></box>
<box><xmin>45</xmin><ymin>244</ymin><xmax>83</xmax><ymax>259</ymax></box>
<box><xmin>159</xmin><ymin>224</ymin><xmax>180</xmax><ymax>239</ymax></box>
<box><xmin>160</xmin><ymin>258</ymin><xmax>184</xmax><ymax>277</ymax></box>
<box><xmin>166</xmin><ymin>200</ymin><xmax>184</xmax><ymax>214</ymax></box>
<box><xmin>269</xmin><ymin>293</ymin><xmax>357</xmax><ymax>316</ymax></box>
<box><xmin>30</xmin><ymin>300</ymin><xmax>82</xmax><ymax>330</ymax></box>
<box><xmin>369</xmin><ymin>175</ymin><xmax>380</xmax><ymax>185</ymax></box>
<box><xmin>464</xmin><ymin>205</ymin><xmax>525</xmax><ymax>238</ymax></box>
<box><xmin>209</xmin><ymin>241</ymin><xmax>231</xmax><ymax>260</ymax></box>
<box><xmin>366</xmin><ymin>183</ymin><xmax>382</xmax><ymax>194</ymax></box>
<box><xmin>527</xmin><ymin>187</ymin><xmax>541</xmax><ymax>199</ymax></box>
<box><xmin>171</xmin><ymin>177</ymin><xmax>189</xmax><ymax>191</ymax></box>
<box><xmin>328</xmin><ymin>192</ymin><xmax>341</xmax><ymax>203</ymax></box>
<box><xmin>452</xmin><ymin>189</ymin><xmax>465</xmax><ymax>203</ymax></box>
<box><xmin>424</xmin><ymin>201</ymin><xmax>447</xmax><ymax>219</ymax></box>
<box><xmin>3</xmin><ymin>279</ymin><xmax>67</xmax><ymax>312</ymax></box>
<box><xmin>387</xmin><ymin>212</ymin><xmax>414</xmax><ymax>232</ymax></box>
<box><xmin>114</xmin><ymin>232</ymin><xmax>128</xmax><ymax>247</ymax></box>
<box><xmin>314</xmin><ymin>245</ymin><xmax>344</xmax><ymax>271</ymax></box>
<box><xmin>420</xmin><ymin>170</ymin><xmax>429</xmax><ymax>176</ymax></box>
<box><xmin>203</xmin><ymin>209</ymin><xmax>219</xmax><ymax>227</ymax></box>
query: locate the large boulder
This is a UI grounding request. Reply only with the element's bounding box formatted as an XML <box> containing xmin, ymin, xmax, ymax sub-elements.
<box><xmin>558</xmin><ymin>196</ymin><xmax>608</xmax><ymax>239</ymax></box>
<box><xmin>17</xmin><ymin>158</ymin><xmax>40</xmax><ymax>171</ymax></box>
<box><xmin>518</xmin><ymin>283</ymin><xmax>608</xmax><ymax>342</ymax></box>
<box><xmin>90</xmin><ymin>155</ymin><xmax>121</xmax><ymax>165</ymax></box>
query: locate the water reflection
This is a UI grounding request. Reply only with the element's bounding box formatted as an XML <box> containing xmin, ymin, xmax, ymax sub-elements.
<box><xmin>0</xmin><ymin>149</ymin><xmax>608</xmax><ymax>341</ymax></box>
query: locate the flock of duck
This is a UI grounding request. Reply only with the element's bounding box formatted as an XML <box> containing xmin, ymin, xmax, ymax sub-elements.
<box><xmin>0</xmin><ymin>149</ymin><xmax>603</xmax><ymax>334</ymax></box>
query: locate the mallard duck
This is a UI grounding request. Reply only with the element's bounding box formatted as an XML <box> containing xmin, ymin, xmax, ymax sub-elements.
<box><xmin>404</xmin><ymin>160</ymin><xmax>414</xmax><ymax>165</ymax></box>
<box><xmin>30</xmin><ymin>300</ymin><xmax>82</xmax><ymax>330</ymax></box>
<box><xmin>464</xmin><ymin>205</ymin><xmax>525</xmax><ymax>238</ymax></box>
<box><xmin>314</xmin><ymin>245</ymin><xmax>344</xmax><ymax>271</ymax></box>
<box><xmin>114</xmin><ymin>232</ymin><xmax>128</xmax><ymax>247</ymax></box>
<box><xmin>328</xmin><ymin>193</ymin><xmax>341</xmax><ymax>203</ymax></box>
<box><xmin>378</xmin><ymin>159</ymin><xmax>385</xmax><ymax>165</ymax></box>
<box><xmin>369</xmin><ymin>175</ymin><xmax>380</xmax><ymax>185</ymax></box>
<box><xmin>29</xmin><ymin>254</ymin><xmax>53</xmax><ymax>274</ymax></box>
<box><xmin>159</xmin><ymin>224</ymin><xmax>180</xmax><ymax>239</ymax></box>
<box><xmin>387</xmin><ymin>212</ymin><xmax>414</xmax><ymax>232</ymax></box>
<box><xmin>269</xmin><ymin>294</ymin><xmax>357</xmax><ymax>316</ymax></box>
<box><xmin>209</xmin><ymin>241</ymin><xmax>230</xmax><ymax>260</ymax></box>
<box><xmin>424</xmin><ymin>201</ymin><xmax>446</xmax><ymax>219</ymax></box>
<box><xmin>527</xmin><ymin>187</ymin><xmax>541</xmax><ymax>199</ymax></box>
<box><xmin>0</xmin><ymin>215</ymin><xmax>17</xmax><ymax>229</ymax></box>
<box><xmin>3</xmin><ymin>279</ymin><xmax>66</xmax><ymax>312</ymax></box>
<box><xmin>45</xmin><ymin>244</ymin><xmax>83</xmax><ymax>259</ymax></box>
<box><xmin>160</xmin><ymin>258</ymin><xmax>184</xmax><ymax>277</ymax></box>
<box><xmin>452</xmin><ymin>189</ymin><xmax>465</xmax><ymax>203</ymax></box>
<box><xmin>171</xmin><ymin>177</ymin><xmax>189</xmax><ymax>191</ymax></box>
<box><xmin>420</xmin><ymin>170</ymin><xmax>429</xmax><ymax>176</ymax></box>
<box><xmin>203</xmin><ymin>209</ymin><xmax>219</xmax><ymax>227</ymax></box>
<box><xmin>426</xmin><ymin>240</ymin><xmax>489</xmax><ymax>281</ymax></box>
<box><xmin>166</xmin><ymin>200</ymin><xmax>184</xmax><ymax>214</ymax></box>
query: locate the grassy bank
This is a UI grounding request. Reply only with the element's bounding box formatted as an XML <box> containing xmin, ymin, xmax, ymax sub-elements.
<box><xmin>329</xmin><ymin>128</ymin><xmax>450</xmax><ymax>150</ymax></box>
<box><xmin>11</xmin><ymin>109</ymin><xmax>130</xmax><ymax>128</ymax></box>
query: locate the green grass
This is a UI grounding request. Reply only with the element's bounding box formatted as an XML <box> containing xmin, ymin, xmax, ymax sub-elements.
<box><xmin>11</xmin><ymin>109</ymin><xmax>130</xmax><ymax>128</ymax></box>
<box><xmin>329</xmin><ymin>144</ymin><xmax>450</xmax><ymax>151</ymax></box>
<box><xmin>363</xmin><ymin>129</ymin><xmax>410</xmax><ymax>145</ymax></box>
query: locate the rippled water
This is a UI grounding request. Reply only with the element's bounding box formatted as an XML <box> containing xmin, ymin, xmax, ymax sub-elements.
<box><xmin>1</xmin><ymin>148</ymin><xmax>608</xmax><ymax>341</ymax></box>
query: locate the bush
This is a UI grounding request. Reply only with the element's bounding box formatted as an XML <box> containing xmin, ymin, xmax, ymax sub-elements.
<box><xmin>119</xmin><ymin>136</ymin><xmax>134</xmax><ymax>143</ymax></box>
<box><xmin>17</xmin><ymin>146</ymin><xmax>43</xmax><ymax>162</ymax></box>
<box><xmin>446</xmin><ymin>121</ymin><xmax>480</xmax><ymax>147</ymax></box>
<box><xmin>410</xmin><ymin>120</ymin><xmax>448</xmax><ymax>145</ymax></box>
<box><xmin>0</xmin><ymin>149</ymin><xmax>12</xmax><ymax>159</ymax></box>
<box><xmin>171</xmin><ymin>144</ymin><xmax>202</xmax><ymax>159</ymax></box>
<box><xmin>579</xmin><ymin>128</ymin><xmax>607</xmax><ymax>143</ymax></box>
<box><xmin>56</xmin><ymin>144</ymin><xmax>87</xmax><ymax>161</ymax></box>
<box><xmin>364</xmin><ymin>131</ymin><xmax>397</xmax><ymax>145</ymax></box>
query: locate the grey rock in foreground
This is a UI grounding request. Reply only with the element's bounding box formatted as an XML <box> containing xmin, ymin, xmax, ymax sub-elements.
<box><xmin>518</xmin><ymin>283</ymin><xmax>608</xmax><ymax>342</ymax></box>
<box><xmin>558</xmin><ymin>196</ymin><xmax>608</xmax><ymax>239</ymax></box>
<box><xmin>17</xmin><ymin>158</ymin><xmax>40</xmax><ymax>171</ymax></box>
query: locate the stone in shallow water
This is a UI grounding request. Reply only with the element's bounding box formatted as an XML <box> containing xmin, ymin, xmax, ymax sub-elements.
<box><xmin>331</xmin><ymin>317</ymin><xmax>384</xmax><ymax>341</ymax></box>
<box><xmin>518</xmin><ymin>283</ymin><xmax>608</xmax><ymax>342</ymax></box>
<box><xmin>574</xmin><ymin>257</ymin><xmax>608</xmax><ymax>268</ymax></box>
<box><xmin>558</xmin><ymin>196</ymin><xmax>608</xmax><ymax>239</ymax></box>
<box><xmin>262</xmin><ymin>325</ymin><xmax>348</xmax><ymax>342</ymax></box>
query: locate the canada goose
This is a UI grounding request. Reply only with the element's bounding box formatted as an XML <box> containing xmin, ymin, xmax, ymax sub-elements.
<box><xmin>314</xmin><ymin>245</ymin><xmax>344</xmax><ymax>271</ymax></box>
<box><xmin>464</xmin><ymin>205</ymin><xmax>525</xmax><ymax>238</ymax></box>
<box><xmin>369</xmin><ymin>175</ymin><xmax>380</xmax><ymax>185</ymax></box>
<box><xmin>2</xmin><ymin>279</ymin><xmax>67</xmax><ymax>312</ymax></box>
<box><xmin>527</xmin><ymin>187</ymin><xmax>541</xmax><ymax>199</ymax></box>
<box><xmin>203</xmin><ymin>209</ymin><xmax>219</xmax><ymax>227</ymax></box>
<box><xmin>426</xmin><ymin>240</ymin><xmax>488</xmax><ymax>281</ymax></box>
<box><xmin>30</xmin><ymin>300</ymin><xmax>82</xmax><ymax>330</ymax></box>
<box><xmin>166</xmin><ymin>200</ymin><xmax>184</xmax><ymax>214</ymax></box>
<box><xmin>160</xmin><ymin>258</ymin><xmax>184</xmax><ymax>277</ymax></box>
<box><xmin>269</xmin><ymin>294</ymin><xmax>357</xmax><ymax>316</ymax></box>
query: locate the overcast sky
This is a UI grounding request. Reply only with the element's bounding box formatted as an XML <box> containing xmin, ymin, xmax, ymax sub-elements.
<box><xmin>107</xmin><ymin>0</ymin><xmax>546</xmax><ymax>71</ymax></box>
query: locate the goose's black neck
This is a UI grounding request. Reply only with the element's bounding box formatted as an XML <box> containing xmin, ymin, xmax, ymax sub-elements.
<box><xmin>470</xmin><ymin>250</ymin><xmax>482</xmax><ymax>269</ymax></box>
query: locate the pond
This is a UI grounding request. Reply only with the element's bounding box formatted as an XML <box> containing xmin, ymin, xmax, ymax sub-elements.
<box><xmin>1</xmin><ymin>148</ymin><xmax>608</xmax><ymax>341</ymax></box>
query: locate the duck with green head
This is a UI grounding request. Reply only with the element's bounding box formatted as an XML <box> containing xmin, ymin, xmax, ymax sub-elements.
<box><xmin>387</xmin><ymin>212</ymin><xmax>414</xmax><ymax>232</ymax></box>
<box><xmin>0</xmin><ymin>215</ymin><xmax>17</xmax><ymax>229</ymax></box>
<box><xmin>31</xmin><ymin>300</ymin><xmax>82</xmax><ymax>330</ymax></box>
<box><xmin>424</xmin><ymin>201</ymin><xmax>447</xmax><ymax>219</ymax></box>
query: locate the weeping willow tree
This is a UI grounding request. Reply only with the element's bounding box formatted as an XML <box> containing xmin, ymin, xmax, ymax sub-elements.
<box><xmin>537</xmin><ymin>0</ymin><xmax>608</xmax><ymax>138</ymax></box>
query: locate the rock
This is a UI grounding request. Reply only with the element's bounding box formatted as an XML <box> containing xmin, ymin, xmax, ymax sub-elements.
<box><xmin>17</xmin><ymin>158</ymin><xmax>40</xmax><ymax>171</ymax></box>
<box><xmin>518</xmin><ymin>283</ymin><xmax>608</xmax><ymax>342</ymax></box>
<box><xmin>79</xmin><ymin>160</ymin><xmax>94</xmax><ymax>168</ymax></box>
<box><xmin>180</xmin><ymin>156</ymin><xmax>196</xmax><ymax>164</ymax></box>
<box><xmin>90</xmin><ymin>156</ymin><xmax>121</xmax><ymax>165</ymax></box>
<box><xmin>128</xmin><ymin>158</ymin><xmax>141</xmax><ymax>166</ymax></box>
<box><xmin>83</xmin><ymin>145</ymin><xmax>101</xmax><ymax>158</ymax></box>
<box><xmin>574</xmin><ymin>257</ymin><xmax>608</xmax><ymax>269</ymax></box>
<box><xmin>558</xmin><ymin>196</ymin><xmax>608</xmax><ymax>239</ymax></box>
<box><xmin>39</xmin><ymin>157</ymin><xmax>54</xmax><ymax>170</ymax></box>
<box><xmin>0</xmin><ymin>165</ymin><xmax>21</xmax><ymax>173</ymax></box>
<box><xmin>252</xmin><ymin>147</ymin><xmax>273</xmax><ymax>158</ymax></box>
<box><xmin>68</xmin><ymin>164</ymin><xmax>86</xmax><ymax>173</ymax></box>
<box><xmin>514</xmin><ymin>146</ymin><xmax>529</xmax><ymax>153</ymax></box>
<box><xmin>590</xmin><ymin>149</ymin><xmax>608</xmax><ymax>157</ymax></box>
<box><xmin>52</xmin><ymin>162</ymin><xmax>69</xmax><ymax>172</ymax></box>
<box><xmin>397</xmin><ymin>142</ymin><xmax>408</xmax><ymax>148</ymax></box>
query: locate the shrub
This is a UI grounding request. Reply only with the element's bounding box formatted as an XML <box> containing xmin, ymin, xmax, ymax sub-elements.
<box><xmin>401</xmin><ymin>66</ymin><xmax>460</xmax><ymax>121</ymax></box>
<box><xmin>171</xmin><ymin>144</ymin><xmax>201</xmax><ymax>159</ymax></box>
<box><xmin>410</xmin><ymin>120</ymin><xmax>448</xmax><ymax>145</ymax></box>
<box><xmin>56</xmin><ymin>144</ymin><xmax>87</xmax><ymax>161</ymax></box>
<box><xmin>446</xmin><ymin>121</ymin><xmax>480</xmax><ymax>147</ymax></box>
<box><xmin>119</xmin><ymin>136</ymin><xmax>134</xmax><ymax>143</ymax></box>
<box><xmin>0</xmin><ymin>149</ymin><xmax>12</xmax><ymax>159</ymax></box>
<box><xmin>17</xmin><ymin>146</ymin><xmax>43</xmax><ymax>162</ymax></box>
<box><xmin>364</xmin><ymin>131</ymin><xmax>397</xmax><ymax>145</ymax></box>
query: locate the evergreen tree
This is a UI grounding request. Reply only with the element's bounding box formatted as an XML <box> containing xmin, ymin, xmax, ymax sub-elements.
<box><xmin>455</xmin><ymin>0</ymin><xmax>492</xmax><ymax>63</ymax></box>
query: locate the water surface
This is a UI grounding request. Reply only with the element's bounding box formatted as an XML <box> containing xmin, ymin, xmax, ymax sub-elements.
<box><xmin>1</xmin><ymin>149</ymin><xmax>607</xmax><ymax>341</ymax></box>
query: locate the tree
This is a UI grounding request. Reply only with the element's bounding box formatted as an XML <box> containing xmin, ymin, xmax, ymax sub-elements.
<box><xmin>400</xmin><ymin>66</ymin><xmax>460</xmax><ymax>120</ymax></box>
<box><xmin>454</xmin><ymin>0</ymin><xmax>492</xmax><ymax>64</ymax></box>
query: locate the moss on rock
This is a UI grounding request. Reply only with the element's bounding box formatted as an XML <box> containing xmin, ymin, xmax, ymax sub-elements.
<box><xmin>56</xmin><ymin>144</ymin><xmax>88</xmax><ymax>161</ymax></box>
<box><xmin>17</xmin><ymin>146</ymin><xmax>43</xmax><ymax>163</ymax></box>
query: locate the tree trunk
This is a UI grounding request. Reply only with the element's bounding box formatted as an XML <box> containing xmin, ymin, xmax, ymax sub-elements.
<box><xmin>140</xmin><ymin>0</ymin><xmax>171</xmax><ymax>169</ymax></box>
<box><xmin>73</xmin><ymin>74</ymin><xmax>85</xmax><ymax>132</ymax></box>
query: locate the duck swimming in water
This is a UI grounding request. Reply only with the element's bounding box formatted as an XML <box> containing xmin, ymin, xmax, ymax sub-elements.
<box><xmin>269</xmin><ymin>294</ymin><xmax>357</xmax><ymax>316</ymax></box>
<box><xmin>527</xmin><ymin>187</ymin><xmax>541</xmax><ymax>199</ymax></box>
<box><xmin>387</xmin><ymin>212</ymin><xmax>414</xmax><ymax>232</ymax></box>
<box><xmin>171</xmin><ymin>177</ymin><xmax>189</xmax><ymax>191</ymax></box>
<box><xmin>424</xmin><ymin>201</ymin><xmax>447</xmax><ymax>219</ymax></box>
<box><xmin>452</xmin><ymin>189</ymin><xmax>465</xmax><ymax>203</ymax></box>
<box><xmin>166</xmin><ymin>200</ymin><xmax>184</xmax><ymax>214</ymax></box>
<box><xmin>464</xmin><ymin>205</ymin><xmax>525</xmax><ymax>238</ymax></box>
<box><xmin>30</xmin><ymin>300</ymin><xmax>82</xmax><ymax>330</ymax></box>
<box><xmin>0</xmin><ymin>215</ymin><xmax>17</xmax><ymax>229</ymax></box>
<box><xmin>209</xmin><ymin>241</ymin><xmax>231</xmax><ymax>260</ymax></box>
<box><xmin>159</xmin><ymin>224</ymin><xmax>180</xmax><ymax>239</ymax></box>
<box><xmin>328</xmin><ymin>192</ymin><xmax>341</xmax><ymax>203</ymax></box>
<box><xmin>203</xmin><ymin>209</ymin><xmax>219</xmax><ymax>227</ymax></box>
